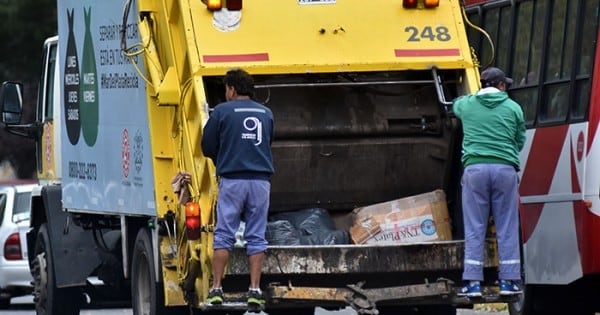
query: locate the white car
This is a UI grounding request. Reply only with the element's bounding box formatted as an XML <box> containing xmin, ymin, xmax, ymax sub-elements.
<box><xmin>0</xmin><ymin>181</ymin><xmax>35</xmax><ymax>308</ymax></box>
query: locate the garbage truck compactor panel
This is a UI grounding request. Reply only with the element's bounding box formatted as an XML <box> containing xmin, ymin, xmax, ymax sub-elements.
<box><xmin>0</xmin><ymin>0</ymin><xmax>519</xmax><ymax>314</ymax></box>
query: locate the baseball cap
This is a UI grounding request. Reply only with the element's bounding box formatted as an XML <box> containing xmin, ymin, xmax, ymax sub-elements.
<box><xmin>480</xmin><ymin>67</ymin><xmax>513</xmax><ymax>87</ymax></box>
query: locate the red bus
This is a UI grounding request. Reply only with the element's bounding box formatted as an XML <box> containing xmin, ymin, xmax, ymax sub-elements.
<box><xmin>464</xmin><ymin>0</ymin><xmax>600</xmax><ymax>314</ymax></box>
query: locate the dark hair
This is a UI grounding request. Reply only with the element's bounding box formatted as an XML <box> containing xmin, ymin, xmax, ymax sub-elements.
<box><xmin>223</xmin><ymin>68</ymin><xmax>255</xmax><ymax>98</ymax></box>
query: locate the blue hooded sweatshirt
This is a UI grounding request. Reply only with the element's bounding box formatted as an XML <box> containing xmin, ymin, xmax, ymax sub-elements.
<box><xmin>201</xmin><ymin>99</ymin><xmax>274</xmax><ymax>179</ymax></box>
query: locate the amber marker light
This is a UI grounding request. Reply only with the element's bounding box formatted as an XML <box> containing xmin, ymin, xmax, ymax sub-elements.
<box><xmin>584</xmin><ymin>200</ymin><xmax>593</xmax><ymax>209</ymax></box>
<box><xmin>424</xmin><ymin>0</ymin><xmax>440</xmax><ymax>8</ymax></box>
<box><xmin>185</xmin><ymin>201</ymin><xmax>201</xmax><ymax>240</ymax></box>
<box><xmin>205</xmin><ymin>0</ymin><xmax>222</xmax><ymax>11</ymax></box>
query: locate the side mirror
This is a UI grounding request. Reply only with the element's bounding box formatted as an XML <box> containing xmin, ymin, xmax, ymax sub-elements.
<box><xmin>0</xmin><ymin>81</ymin><xmax>24</xmax><ymax>125</ymax></box>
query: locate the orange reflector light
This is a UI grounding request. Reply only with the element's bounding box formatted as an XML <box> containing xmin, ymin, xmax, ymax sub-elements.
<box><xmin>205</xmin><ymin>0</ymin><xmax>222</xmax><ymax>11</ymax></box>
<box><xmin>403</xmin><ymin>0</ymin><xmax>418</xmax><ymax>8</ymax></box>
<box><xmin>226</xmin><ymin>0</ymin><xmax>242</xmax><ymax>10</ymax></box>
<box><xmin>584</xmin><ymin>200</ymin><xmax>593</xmax><ymax>209</ymax></box>
<box><xmin>424</xmin><ymin>0</ymin><xmax>439</xmax><ymax>7</ymax></box>
<box><xmin>185</xmin><ymin>202</ymin><xmax>201</xmax><ymax>240</ymax></box>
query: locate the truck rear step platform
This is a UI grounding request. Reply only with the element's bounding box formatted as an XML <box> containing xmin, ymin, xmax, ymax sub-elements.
<box><xmin>199</xmin><ymin>279</ymin><xmax>519</xmax><ymax>314</ymax></box>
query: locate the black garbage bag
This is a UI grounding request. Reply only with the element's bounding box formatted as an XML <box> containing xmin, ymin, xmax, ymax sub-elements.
<box><xmin>270</xmin><ymin>208</ymin><xmax>336</xmax><ymax>232</ymax></box>
<box><xmin>265</xmin><ymin>220</ymin><xmax>301</xmax><ymax>245</ymax></box>
<box><xmin>269</xmin><ymin>208</ymin><xmax>349</xmax><ymax>245</ymax></box>
<box><xmin>299</xmin><ymin>229</ymin><xmax>350</xmax><ymax>245</ymax></box>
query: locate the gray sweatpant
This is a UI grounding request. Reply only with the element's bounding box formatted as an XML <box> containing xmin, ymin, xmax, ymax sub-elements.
<box><xmin>461</xmin><ymin>163</ymin><xmax>521</xmax><ymax>281</ymax></box>
<box><xmin>213</xmin><ymin>178</ymin><xmax>270</xmax><ymax>256</ymax></box>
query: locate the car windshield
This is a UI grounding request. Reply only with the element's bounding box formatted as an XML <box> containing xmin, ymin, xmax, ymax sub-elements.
<box><xmin>12</xmin><ymin>191</ymin><xmax>30</xmax><ymax>223</ymax></box>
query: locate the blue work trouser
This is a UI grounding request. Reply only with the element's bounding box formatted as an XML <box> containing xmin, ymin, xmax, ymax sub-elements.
<box><xmin>461</xmin><ymin>163</ymin><xmax>521</xmax><ymax>281</ymax></box>
<box><xmin>213</xmin><ymin>178</ymin><xmax>270</xmax><ymax>255</ymax></box>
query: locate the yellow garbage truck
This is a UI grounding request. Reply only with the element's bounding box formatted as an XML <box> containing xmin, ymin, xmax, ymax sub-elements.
<box><xmin>0</xmin><ymin>0</ymin><xmax>518</xmax><ymax>314</ymax></box>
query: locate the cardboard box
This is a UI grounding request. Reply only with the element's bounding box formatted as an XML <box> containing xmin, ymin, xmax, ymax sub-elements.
<box><xmin>349</xmin><ymin>190</ymin><xmax>452</xmax><ymax>244</ymax></box>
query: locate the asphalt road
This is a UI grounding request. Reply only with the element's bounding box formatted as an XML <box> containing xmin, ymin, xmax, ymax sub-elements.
<box><xmin>1</xmin><ymin>296</ymin><xmax>509</xmax><ymax>315</ymax></box>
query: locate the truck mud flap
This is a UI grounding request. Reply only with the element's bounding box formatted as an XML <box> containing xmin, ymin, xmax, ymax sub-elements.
<box><xmin>41</xmin><ymin>185</ymin><xmax>101</xmax><ymax>287</ymax></box>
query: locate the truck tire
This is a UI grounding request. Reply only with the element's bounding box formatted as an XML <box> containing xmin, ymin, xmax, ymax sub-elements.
<box><xmin>417</xmin><ymin>305</ymin><xmax>456</xmax><ymax>315</ymax></box>
<box><xmin>131</xmin><ymin>228</ymin><xmax>165</xmax><ymax>315</ymax></box>
<box><xmin>31</xmin><ymin>224</ymin><xmax>82</xmax><ymax>315</ymax></box>
<box><xmin>509</xmin><ymin>283</ymin><xmax>596</xmax><ymax>315</ymax></box>
<box><xmin>508</xmin><ymin>285</ymin><xmax>529</xmax><ymax>315</ymax></box>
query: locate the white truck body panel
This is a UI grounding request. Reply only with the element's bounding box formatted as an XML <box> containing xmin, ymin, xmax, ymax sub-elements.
<box><xmin>57</xmin><ymin>0</ymin><xmax>155</xmax><ymax>215</ymax></box>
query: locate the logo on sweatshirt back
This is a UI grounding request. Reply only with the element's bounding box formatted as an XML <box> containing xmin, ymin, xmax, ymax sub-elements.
<box><xmin>242</xmin><ymin>117</ymin><xmax>262</xmax><ymax>146</ymax></box>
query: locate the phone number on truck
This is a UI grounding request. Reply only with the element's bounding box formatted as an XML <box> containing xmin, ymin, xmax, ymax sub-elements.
<box><xmin>68</xmin><ymin>161</ymin><xmax>97</xmax><ymax>181</ymax></box>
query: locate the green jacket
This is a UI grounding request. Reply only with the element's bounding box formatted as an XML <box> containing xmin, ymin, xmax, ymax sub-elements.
<box><xmin>453</xmin><ymin>88</ymin><xmax>526</xmax><ymax>168</ymax></box>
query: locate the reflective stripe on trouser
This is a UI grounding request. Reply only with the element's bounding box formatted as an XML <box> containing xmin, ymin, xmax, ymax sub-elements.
<box><xmin>461</xmin><ymin>163</ymin><xmax>521</xmax><ymax>281</ymax></box>
<box><xmin>213</xmin><ymin>178</ymin><xmax>270</xmax><ymax>255</ymax></box>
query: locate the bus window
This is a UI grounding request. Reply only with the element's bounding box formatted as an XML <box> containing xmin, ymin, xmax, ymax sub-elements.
<box><xmin>480</xmin><ymin>8</ymin><xmax>499</xmax><ymax>69</ymax></box>
<box><xmin>510</xmin><ymin>88</ymin><xmax>537</xmax><ymax>126</ymax></box>
<box><xmin>466</xmin><ymin>0</ymin><xmax>597</xmax><ymax>126</ymax></box>
<box><xmin>528</xmin><ymin>0</ymin><xmax>546</xmax><ymax>85</ymax></box>
<box><xmin>579</xmin><ymin>0</ymin><xmax>599</xmax><ymax>76</ymax></box>
<box><xmin>561</xmin><ymin>0</ymin><xmax>578</xmax><ymax>79</ymax></box>
<box><xmin>513</xmin><ymin>1</ymin><xmax>534</xmax><ymax>87</ymax></box>
<box><xmin>541</xmin><ymin>83</ymin><xmax>569</xmax><ymax>122</ymax></box>
<box><xmin>572</xmin><ymin>80</ymin><xmax>591</xmax><ymax>120</ymax></box>
<box><xmin>546</xmin><ymin>0</ymin><xmax>577</xmax><ymax>82</ymax></box>
<box><xmin>572</xmin><ymin>0</ymin><xmax>599</xmax><ymax>121</ymax></box>
<box><xmin>496</xmin><ymin>7</ymin><xmax>512</xmax><ymax>71</ymax></box>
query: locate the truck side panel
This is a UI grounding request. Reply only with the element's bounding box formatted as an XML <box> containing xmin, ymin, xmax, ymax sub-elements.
<box><xmin>57</xmin><ymin>0</ymin><xmax>155</xmax><ymax>216</ymax></box>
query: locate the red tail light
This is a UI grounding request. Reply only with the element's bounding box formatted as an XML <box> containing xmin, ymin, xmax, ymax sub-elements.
<box><xmin>403</xmin><ymin>0</ymin><xmax>418</xmax><ymax>8</ymax></box>
<box><xmin>403</xmin><ymin>0</ymin><xmax>439</xmax><ymax>8</ymax></box>
<box><xmin>4</xmin><ymin>233</ymin><xmax>22</xmax><ymax>260</ymax></box>
<box><xmin>226</xmin><ymin>0</ymin><xmax>242</xmax><ymax>10</ymax></box>
<box><xmin>185</xmin><ymin>202</ymin><xmax>201</xmax><ymax>240</ymax></box>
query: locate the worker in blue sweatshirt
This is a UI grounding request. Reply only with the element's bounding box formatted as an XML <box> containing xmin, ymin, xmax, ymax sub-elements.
<box><xmin>201</xmin><ymin>68</ymin><xmax>274</xmax><ymax>309</ymax></box>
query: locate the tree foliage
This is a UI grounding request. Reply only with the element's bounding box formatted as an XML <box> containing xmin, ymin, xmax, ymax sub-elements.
<box><xmin>0</xmin><ymin>0</ymin><xmax>57</xmax><ymax>178</ymax></box>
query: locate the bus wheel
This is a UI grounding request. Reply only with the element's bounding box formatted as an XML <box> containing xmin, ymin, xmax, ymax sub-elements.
<box><xmin>31</xmin><ymin>224</ymin><xmax>82</xmax><ymax>315</ymax></box>
<box><xmin>131</xmin><ymin>228</ymin><xmax>166</xmax><ymax>315</ymax></box>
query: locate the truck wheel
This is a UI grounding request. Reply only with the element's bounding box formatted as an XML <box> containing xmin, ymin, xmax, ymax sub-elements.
<box><xmin>508</xmin><ymin>286</ymin><xmax>528</xmax><ymax>315</ymax></box>
<box><xmin>417</xmin><ymin>305</ymin><xmax>456</xmax><ymax>315</ymax></box>
<box><xmin>131</xmin><ymin>228</ymin><xmax>165</xmax><ymax>315</ymax></box>
<box><xmin>510</xmin><ymin>283</ymin><xmax>596</xmax><ymax>315</ymax></box>
<box><xmin>31</xmin><ymin>224</ymin><xmax>82</xmax><ymax>315</ymax></box>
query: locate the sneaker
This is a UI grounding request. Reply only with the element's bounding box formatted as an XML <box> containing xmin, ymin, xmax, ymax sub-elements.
<box><xmin>247</xmin><ymin>288</ymin><xmax>266</xmax><ymax>307</ymax></box>
<box><xmin>206</xmin><ymin>288</ymin><xmax>223</xmax><ymax>305</ymax></box>
<box><xmin>456</xmin><ymin>281</ymin><xmax>482</xmax><ymax>297</ymax></box>
<box><xmin>499</xmin><ymin>280</ymin><xmax>523</xmax><ymax>295</ymax></box>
